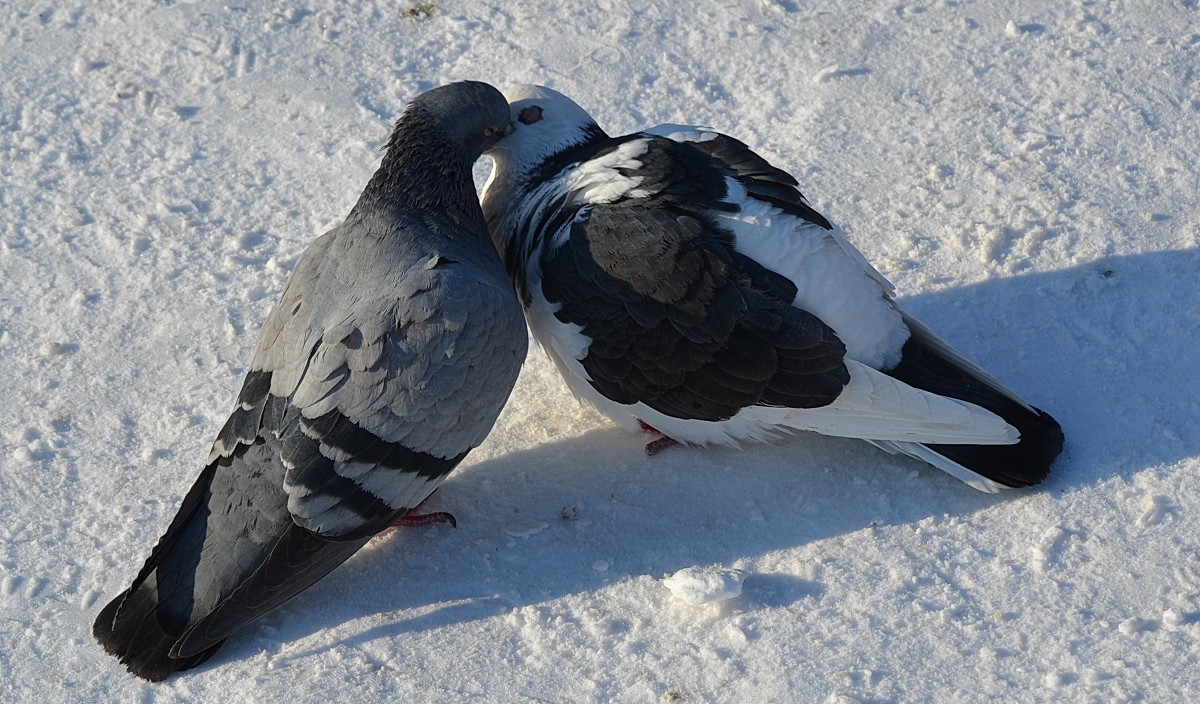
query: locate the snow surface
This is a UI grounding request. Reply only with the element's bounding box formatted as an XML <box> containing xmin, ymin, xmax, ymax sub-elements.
<box><xmin>2</xmin><ymin>0</ymin><xmax>1199</xmax><ymax>702</ymax></box>
<box><xmin>663</xmin><ymin>568</ymin><xmax>746</xmax><ymax>607</ymax></box>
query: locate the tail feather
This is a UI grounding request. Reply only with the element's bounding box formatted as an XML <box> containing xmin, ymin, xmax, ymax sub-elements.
<box><xmin>93</xmin><ymin>461</ymin><xmax>225</xmax><ymax>680</ymax></box>
<box><xmin>93</xmin><ymin>501</ymin><xmax>369</xmax><ymax>681</ymax></box>
<box><xmin>172</xmin><ymin>527</ymin><xmax>368</xmax><ymax>659</ymax></box>
<box><xmin>92</xmin><ymin>577</ymin><xmax>222</xmax><ymax>682</ymax></box>
<box><xmin>93</xmin><ymin>443</ymin><xmax>315</xmax><ymax>681</ymax></box>
<box><xmin>93</xmin><ymin>439</ymin><xmax>406</xmax><ymax>681</ymax></box>
<box><xmin>865</xmin><ymin>438</ymin><xmax>1009</xmax><ymax>493</ymax></box>
<box><xmin>883</xmin><ymin>313</ymin><xmax>1064</xmax><ymax>489</ymax></box>
<box><xmin>742</xmin><ymin>358</ymin><xmax>1018</xmax><ymax>446</ymax></box>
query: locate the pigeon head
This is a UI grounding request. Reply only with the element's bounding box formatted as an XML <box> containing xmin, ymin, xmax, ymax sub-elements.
<box><xmin>367</xmin><ymin>82</ymin><xmax>512</xmax><ymax>211</ymax></box>
<box><xmin>416</xmin><ymin>81</ymin><xmax>513</xmax><ymax>158</ymax></box>
<box><xmin>484</xmin><ymin>84</ymin><xmax>607</xmax><ymax>176</ymax></box>
<box><xmin>385</xmin><ymin>81</ymin><xmax>513</xmax><ymax>165</ymax></box>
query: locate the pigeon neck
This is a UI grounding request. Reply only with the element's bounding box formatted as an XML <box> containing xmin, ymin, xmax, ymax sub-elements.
<box><xmin>354</xmin><ymin>123</ymin><xmax>480</xmax><ymax>222</ymax></box>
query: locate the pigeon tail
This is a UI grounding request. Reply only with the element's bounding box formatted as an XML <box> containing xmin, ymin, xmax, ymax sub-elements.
<box><xmin>92</xmin><ymin>578</ymin><xmax>223</xmax><ymax>682</ymax></box>
<box><xmin>91</xmin><ymin>462</ymin><xmax>229</xmax><ymax>681</ymax></box>
<box><xmin>880</xmin><ymin>313</ymin><xmax>1064</xmax><ymax>490</ymax></box>
<box><xmin>91</xmin><ymin>444</ymin><xmax>388</xmax><ymax>680</ymax></box>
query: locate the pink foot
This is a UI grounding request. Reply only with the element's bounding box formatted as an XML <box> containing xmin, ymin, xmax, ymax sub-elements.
<box><xmin>388</xmin><ymin>491</ymin><xmax>457</xmax><ymax>529</ymax></box>
<box><xmin>644</xmin><ymin>436</ymin><xmax>680</xmax><ymax>456</ymax></box>
<box><xmin>637</xmin><ymin>419</ymin><xmax>681</xmax><ymax>456</ymax></box>
<box><xmin>392</xmin><ymin>510</ymin><xmax>457</xmax><ymax>528</ymax></box>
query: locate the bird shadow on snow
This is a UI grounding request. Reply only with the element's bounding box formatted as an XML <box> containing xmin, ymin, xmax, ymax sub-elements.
<box><xmin>201</xmin><ymin>248</ymin><xmax>1200</xmax><ymax>673</ymax></box>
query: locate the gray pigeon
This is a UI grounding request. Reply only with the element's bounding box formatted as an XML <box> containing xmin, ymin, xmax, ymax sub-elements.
<box><xmin>93</xmin><ymin>81</ymin><xmax>527</xmax><ymax>681</ymax></box>
<box><xmin>482</xmin><ymin>85</ymin><xmax>1061</xmax><ymax>493</ymax></box>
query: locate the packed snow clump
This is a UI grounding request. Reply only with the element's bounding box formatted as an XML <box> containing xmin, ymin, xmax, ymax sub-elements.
<box><xmin>662</xmin><ymin>566</ymin><xmax>746</xmax><ymax>605</ymax></box>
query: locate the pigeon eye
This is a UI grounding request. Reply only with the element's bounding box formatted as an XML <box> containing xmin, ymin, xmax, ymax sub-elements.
<box><xmin>484</xmin><ymin>126</ymin><xmax>498</xmax><ymax>137</ymax></box>
<box><xmin>518</xmin><ymin>105</ymin><xmax>543</xmax><ymax>125</ymax></box>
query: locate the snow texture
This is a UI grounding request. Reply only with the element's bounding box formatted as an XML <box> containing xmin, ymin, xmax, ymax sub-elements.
<box><xmin>663</xmin><ymin>567</ymin><xmax>746</xmax><ymax>606</ymax></box>
<box><xmin>2</xmin><ymin>0</ymin><xmax>1199</xmax><ymax>702</ymax></box>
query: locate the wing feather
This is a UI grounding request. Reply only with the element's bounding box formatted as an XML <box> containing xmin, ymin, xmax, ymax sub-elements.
<box><xmin>535</xmin><ymin>139</ymin><xmax>851</xmax><ymax>423</ymax></box>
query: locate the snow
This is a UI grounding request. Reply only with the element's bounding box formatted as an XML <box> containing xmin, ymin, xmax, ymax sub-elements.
<box><xmin>662</xmin><ymin>567</ymin><xmax>746</xmax><ymax>606</ymax></box>
<box><xmin>2</xmin><ymin>0</ymin><xmax>1198</xmax><ymax>701</ymax></box>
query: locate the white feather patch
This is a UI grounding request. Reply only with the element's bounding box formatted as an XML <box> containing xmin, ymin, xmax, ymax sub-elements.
<box><xmin>714</xmin><ymin>177</ymin><xmax>908</xmax><ymax>369</ymax></box>
<box><xmin>642</xmin><ymin>124</ymin><xmax>720</xmax><ymax>143</ymax></box>
<box><xmin>561</xmin><ymin>139</ymin><xmax>649</xmax><ymax>205</ymax></box>
<box><xmin>524</xmin><ymin>280</ymin><xmax>596</xmax><ymax>401</ymax></box>
<box><xmin>865</xmin><ymin>439</ymin><xmax>1008</xmax><ymax>493</ymax></box>
<box><xmin>539</xmin><ymin>350</ymin><xmax>1016</xmax><ymax>452</ymax></box>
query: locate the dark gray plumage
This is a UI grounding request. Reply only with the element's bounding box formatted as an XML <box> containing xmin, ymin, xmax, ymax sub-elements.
<box><xmin>93</xmin><ymin>81</ymin><xmax>527</xmax><ymax>681</ymax></box>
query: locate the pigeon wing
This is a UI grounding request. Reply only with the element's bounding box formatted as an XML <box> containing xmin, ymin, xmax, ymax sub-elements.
<box><xmin>541</xmin><ymin>138</ymin><xmax>850</xmax><ymax>422</ymax></box>
<box><xmin>646</xmin><ymin>126</ymin><xmax>897</xmax><ymax>298</ymax></box>
<box><xmin>168</xmin><ymin>237</ymin><xmax>524</xmax><ymax>657</ymax></box>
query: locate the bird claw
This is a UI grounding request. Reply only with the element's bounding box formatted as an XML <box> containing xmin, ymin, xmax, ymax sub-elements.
<box><xmin>387</xmin><ymin>489</ymin><xmax>457</xmax><ymax>529</ymax></box>
<box><xmin>391</xmin><ymin>510</ymin><xmax>457</xmax><ymax>528</ymax></box>
<box><xmin>644</xmin><ymin>435</ymin><xmax>680</xmax><ymax>456</ymax></box>
<box><xmin>637</xmin><ymin>419</ymin><xmax>681</xmax><ymax>455</ymax></box>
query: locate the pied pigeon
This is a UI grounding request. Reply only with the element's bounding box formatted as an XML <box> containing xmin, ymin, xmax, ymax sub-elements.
<box><xmin>93</xmin><ymin>81</ymin><xmax>528</xmax><ymax>681</ymax></box>
<box><xmin>481</xmin><ymin>84</ymin><xmax>1061</xmax><ymax>492</ymax></box>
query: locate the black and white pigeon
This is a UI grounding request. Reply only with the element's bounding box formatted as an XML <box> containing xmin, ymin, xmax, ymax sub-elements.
<box><xmin>93</xmin><ymin>81</ymin><xmax>528</xmax><ymax>681</ymax></box>
<box><xmin>481</xmin><ymin>84</ymin><xmax>1062</xmax><ymax>493</ymax></box>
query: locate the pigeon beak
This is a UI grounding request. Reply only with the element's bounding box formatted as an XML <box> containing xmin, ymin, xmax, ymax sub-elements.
<box><xmin>501</xmin><ymin>121</ymin><xmax>515</xmax><ymax>137</ymax></box>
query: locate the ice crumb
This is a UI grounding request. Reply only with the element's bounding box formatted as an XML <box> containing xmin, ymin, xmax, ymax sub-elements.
<box><xmin>504</xmin><ymin>520</ymin><xmax>548</xmax><ymax>538</ymax></box>
<box><xmin>812</xmin><ymin>65</ymin><xmax>842</xmax><ymax>83</ymax></box>
<box><xmin>141</xmin><ymin>448</ymin><xmax>168</xmax><ymax>463</ymax></box>
<box><xmin>1163</xmin><ymin>609</ymin><xmax>1187</xmax><ymax>630</ymax></box>
<box><xmin>662</xmin><ymin>566</ymin><xmax>745</xmax><ymax>605</ymax></box>
<box><xmin>39</xmin><ymin>342</ymin><xmax>71</xmax><ymax>356</ymax></box>
<box><xmin>1136</xmin><ymin>495</ymin><xmax>1169</xmax><ymax>527</ymax></box>
<box><xmin>1117</xmin><ymin>617</ymin><xmax>1150</xmax><ymax>635</ymax></box>
<box><xmin>1043</xmin><ymin>672</ymin><xmax>1071</xmax><ymax>689</ymax></box>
